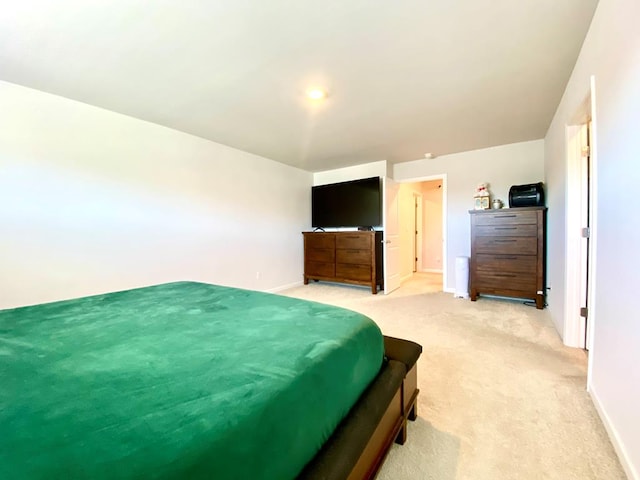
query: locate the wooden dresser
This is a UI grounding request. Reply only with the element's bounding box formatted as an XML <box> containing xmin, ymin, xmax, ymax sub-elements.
<box><xmin>469</xmin><ymin>207</ymin><xmax>547</xmax><ymax>309</ymax></box>
<box><xmin>303</xmin><ymin>231</ymin><xmax>383</xmax><ymax>294</ymax></box>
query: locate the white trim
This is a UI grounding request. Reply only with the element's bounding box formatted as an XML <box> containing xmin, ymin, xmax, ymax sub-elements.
<box><xmin>443</xmin><ymin>286</ymin><xmax>455</xmax><ymax>294</ymax></box>
<box><xmin>399</xmin><ymin>272</ymin><xmax>413</xmax><ymax>284</ymax></box>
<box><xmin>267</xmin><ymin>280</ymin><xmax>304</xmax><ymax>293</ymax></box>
<box><xmin>590</xmin><ymin>386</ymin><xmax>639</xmax><ymax>480</ymax></box>
<box><xmin>413</xmin><ymin>192</ymin><xmax>423</xmax><ymax>272</ymax></box>
<box><xmin>586</xmin><ymin>75</ymin><xmax>599</xmax><ymax>383</ymax></box>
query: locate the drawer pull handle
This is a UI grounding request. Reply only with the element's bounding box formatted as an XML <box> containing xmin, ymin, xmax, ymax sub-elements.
<box><xmin>494</xmin><ymin>273</ymin><xmax>517</xmax><ymax>278</ymax></box>
<box><xmin>495</xmin><ymin>215</ymin><xmax>517</xmax><ymax>218</ymax></box>
<box><xmin>500</xmin><ymin>256</ymin><xmax>519</xmax><ymax>260</ymax></box>
<box><xmin>493</xmin><ymin>239</ymin><xmax>516</xmax><ymax>243</ymax></box>
<box><xmin>495</xmin><ymin>227</ymin><xmax>517</xmax><ymax>230</ymax></box>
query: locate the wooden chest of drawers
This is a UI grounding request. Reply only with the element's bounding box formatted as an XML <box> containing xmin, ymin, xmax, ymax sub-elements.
<box><xmin>303</xmin><ymin>231</ymin><xmax>383</xmax><ymax>294</ymax></box>
<box><xmin>469</xmin><ymin>207</ymin><xmax>546</xmax><ymax>309</ymax></box>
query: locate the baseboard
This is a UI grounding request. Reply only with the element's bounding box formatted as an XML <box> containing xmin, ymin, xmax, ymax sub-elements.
<box><xmin>421</xmin><ymin>268</ymin><xmax>443</xmax><ymax>273</ymax></box>
<box><xmin>589</xmin><ymin>384</ymin><xmax>638</xmax><ymax>480</ymax></box>
<box><xmin>267</xmin><ymin>280</ymin><xmax>304</xmax><ymax>294</ymax></box>
<box><xmin>443</xmin><ymin>286</ymin><xmax>455</xmax><ymax>294</ymax></box>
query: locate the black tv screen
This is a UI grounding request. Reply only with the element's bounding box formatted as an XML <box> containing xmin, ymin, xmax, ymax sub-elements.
<box><xmin>312</xmin><ymin>177</ymin><xmax>382</xmax><ymax>228</ymax></box>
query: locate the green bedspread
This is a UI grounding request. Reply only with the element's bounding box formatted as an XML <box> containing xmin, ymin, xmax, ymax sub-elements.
<box><xmin>0</xmin><ymin>281</ymin><xmax>384</xmax><ymax>479</ymax></box>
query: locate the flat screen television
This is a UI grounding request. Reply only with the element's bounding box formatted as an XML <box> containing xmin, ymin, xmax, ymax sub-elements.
<box><xmin>312</xmin><ymin>176</ymin><xmax>382</xmax><ymax>229</ymax></box>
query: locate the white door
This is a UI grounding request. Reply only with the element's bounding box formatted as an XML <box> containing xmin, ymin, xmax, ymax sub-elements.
<box><xmin>384</xmin><ymin>177</ymin><xmax>401</xmax><ymax>294</ymax></box>
<box><xmin>565</xmin><ymin>121</ymin><xmax>592</xmax><ymax>349</ymax></box>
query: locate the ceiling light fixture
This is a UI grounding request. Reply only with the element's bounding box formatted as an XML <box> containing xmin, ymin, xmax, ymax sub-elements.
<box><xmin>307</xmin><ymin>88</ymin><xmax>328</xmax><ymax>100</ymax></box>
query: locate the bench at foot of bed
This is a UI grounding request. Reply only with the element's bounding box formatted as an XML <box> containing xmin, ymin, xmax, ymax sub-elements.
<box><xmin>298</xmin><ymin>336</ymin><xmax>422</xmax><ymax>480</ymax></box>
<box><xmin>386</xmin><ymin>336</ymin><xmax>422</xmax><ymax>446</ymax></box>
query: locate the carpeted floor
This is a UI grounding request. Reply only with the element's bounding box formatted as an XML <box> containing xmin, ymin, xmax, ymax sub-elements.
<box><xmin>281</xmin><ymin>273</ymin><xmax>626</xmax><ymax>480</ymax></box>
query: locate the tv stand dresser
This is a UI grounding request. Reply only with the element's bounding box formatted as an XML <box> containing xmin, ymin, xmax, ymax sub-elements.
<box><xmin>303</xmin><ymin>231</ymin><xmax>383</xmax><ymax>294</ymax></box>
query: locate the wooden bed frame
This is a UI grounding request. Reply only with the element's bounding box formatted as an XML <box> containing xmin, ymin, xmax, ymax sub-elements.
<box><xmin>298</xmin><ymin>337</ymin><xmax>422</xmax><ymax>480</ymax></box>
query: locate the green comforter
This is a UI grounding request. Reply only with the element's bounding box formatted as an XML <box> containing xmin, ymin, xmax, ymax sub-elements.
<box><xmin>0</xmin><ymin>282</ymin><xmax>383</xmax><ymax>479</ymax></box>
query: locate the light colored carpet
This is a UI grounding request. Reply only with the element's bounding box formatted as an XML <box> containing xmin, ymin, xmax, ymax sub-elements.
<box><xmin>281</xmin><ymin>273</ymin><xmax>626</xmax><ymax>480</ymax></box>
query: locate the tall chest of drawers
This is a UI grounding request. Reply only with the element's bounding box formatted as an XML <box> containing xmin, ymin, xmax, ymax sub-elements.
<box><xmin>303</xmin><ymin>231</ymin><xmax>383</xmax><ymax>294</ymax></box>
<box><xmin>469</xmin><ymin>207</ymin><xmax>547</xmax><ymax>309</ymax></box>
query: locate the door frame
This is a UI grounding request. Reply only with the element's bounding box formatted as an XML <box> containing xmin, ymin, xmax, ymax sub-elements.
<box><xmin>413</xmin><ymin>193</ymin><xmax>423</xmax><ymax>272</ymax></box>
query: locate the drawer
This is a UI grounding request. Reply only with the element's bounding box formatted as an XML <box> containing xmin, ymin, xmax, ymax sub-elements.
<box><xmin>306</xmin><ymin>261</ymin><xmax>335</xmax><ymax>277</ymax></box>
<box><xmin>305</xmin><ymin>234</ymin><xmax>335</xmax><ymax>249</ymax></box>
<box><xmin>474</xmin><ymin>236</ymin><xmax>537</xmax><ymax>255</ymax></box>
<box><xmin>474</xmin><ymin>271</ymin><xmax>537</xmax><ymax>291</ymax></box>
<box><xmin>336</xmin><ymin>248</ymin><xmax>371</xmax><ymax>265</ymax></box>
<box><xmin>473</xmin><ymin>210</ymin><xmax>538</xmax><ymax>226</ymax></box>
<box><xmin>306</xmin><ymin>248</ymin><xmax>335</xmax><ymax>263</ymax></box>
<box><xmin>475</xmin><ymin>224</ymin><xmax>537</xmax><ymax>237</ymax></box>
<box><xmin>475</xmin><ymin>254</ymin><xmax>537</xmax><ymax>274</ymax></box>
<box><xmin>336</xmin><ymin>234</ymin><xmax>371</xmax><ymax>250</ymax></box>
<box><xmin>336</xmin><ymin>263</ymin><xmax>372</xmax><ymax>281</ymax></box>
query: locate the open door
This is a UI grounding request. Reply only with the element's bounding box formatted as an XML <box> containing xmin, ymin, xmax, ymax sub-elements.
<box><xmin>566</xmin><ymin>120</ymin><xmax>593</xmax><ymax>349</ymax></box>
<box><xmin>383</xmin><ymin>177</ymin><xmax>401</xmax><ymax>294</ymax></box>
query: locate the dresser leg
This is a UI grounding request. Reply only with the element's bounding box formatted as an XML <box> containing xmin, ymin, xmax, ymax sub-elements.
<box><xmin>470</xmin><ymin>289</ymin><xmax>478</xmax><ymax>301</ymax></box>
<box><xmin>536</xmin><ymin>295</ymin><xmax>544</xmax><ymax>309</ymax></box>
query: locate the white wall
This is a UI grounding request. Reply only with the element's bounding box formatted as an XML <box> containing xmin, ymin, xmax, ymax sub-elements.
<box><xmin>394</xmin><ymin>140</ymin><xmax>544</xmax><ymax>291</ymax></box>
<box><xmin>311</xmin><ymin>161</ymin><xmax>387</xmax><ymax>232</ymax></box>
<box><xmin>312</xmin><ymin>160</ymin><xmax>387</xmax><ymax>186</ymax></box>
<box><xmin>544</xmin><ymin>0</ymin><xmax>640</xmax><ymax>476</ymax></box>
<box><xmin>422</xmin><ymin>180</ymin><xmax>443</xmax><ymax>271</ymax></box>
<box><xmin>0</xmin><ymin>81</ymin><xmax>312</xmax><ymax>309</ymax></box>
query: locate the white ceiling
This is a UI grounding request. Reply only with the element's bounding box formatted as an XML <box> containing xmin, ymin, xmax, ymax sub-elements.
<box><xmin>0</xmin><ymin>0</ymin><xmax>598</xmax><ymax>172</ymax></box>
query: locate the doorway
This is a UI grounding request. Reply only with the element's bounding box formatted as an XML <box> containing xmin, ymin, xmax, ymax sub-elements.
<box><xmin>419</xmin><ymin>180</ymin><xmax>444</xmax><ymax>274</ymax></box>
<box><xmin>393</xmin><ymin>175</ymin><xmax>446</xmax><ymax>290</ymax></box>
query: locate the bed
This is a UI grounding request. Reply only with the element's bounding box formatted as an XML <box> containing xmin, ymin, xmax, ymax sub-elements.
<box><xmin>0</xmin><ymin>281</ymin><xmax>420</xmax><ymax>479</ymax></box>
